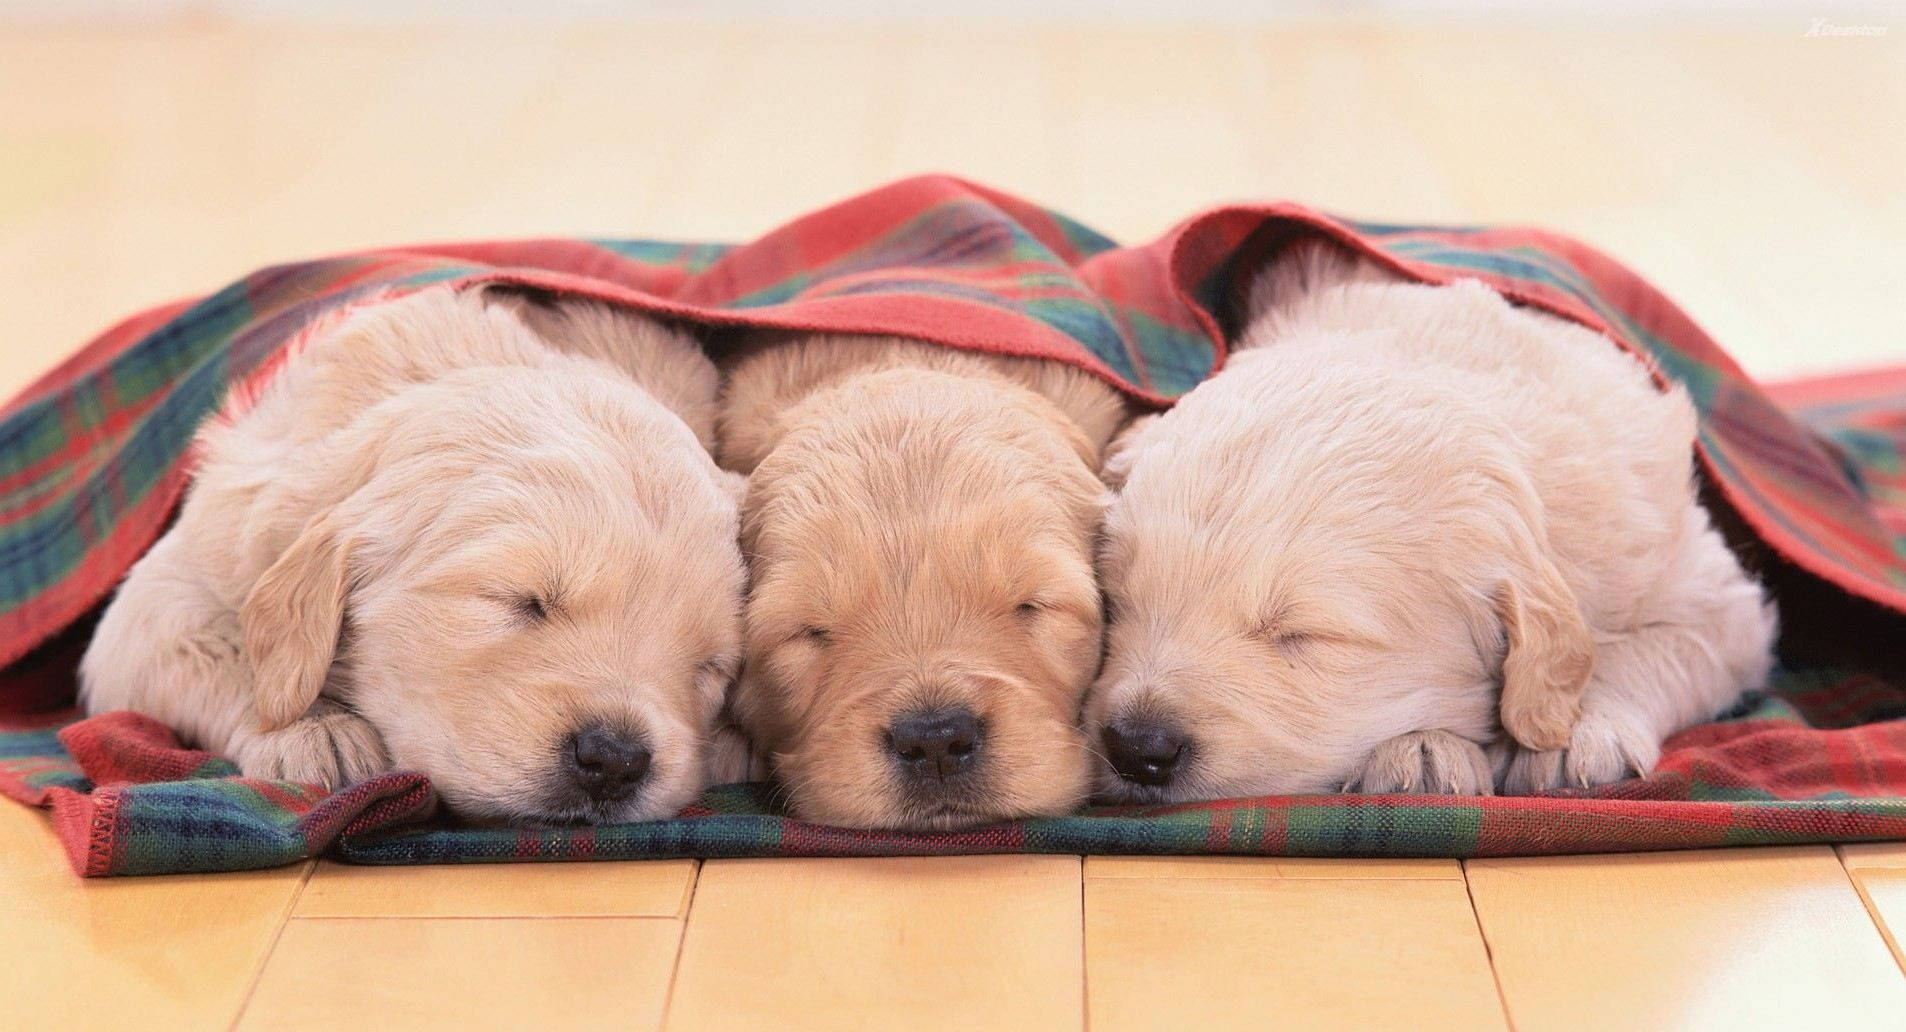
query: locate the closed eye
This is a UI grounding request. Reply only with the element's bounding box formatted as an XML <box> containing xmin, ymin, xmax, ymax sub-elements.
<box><xmin>490</xmin><ymin>591</ymin><xmax>555</xmax><ymax>624</ymax></box>
<box><xmin>792</xmin><ymin>626</ymin><xmax>831</xmax><ymax>646</ymax></box>
<box><xmin>1252</xmin><ymin>623</ymin><xmax>1318</xmax><ymax>651</ymax></box>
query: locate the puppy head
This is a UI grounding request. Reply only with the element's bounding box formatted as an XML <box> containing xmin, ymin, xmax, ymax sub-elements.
<box><xmin>733</xmin><ymin>369</ymin><xmax>1104</xmax><ymax>829</ymax></box>
<box><xmin>243</xmin><ymin>367</ymin><xmax>745</xmax><ymax>823</ymax></box>
<box><xmin>1086</xmin><ymin>351</ymin><xmax>1590</xmax><ymax>803</ymax></box>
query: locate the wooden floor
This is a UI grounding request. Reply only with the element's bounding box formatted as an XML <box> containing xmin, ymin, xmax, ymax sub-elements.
<box><xmin>2</xmin><ymin>14</ymin><xmax>1904</xmax><ymax>1031</ymax></box>
<box><xmin>9</xmin><ymin>799</ymin><xmax>1906</xmax><ymax>1031</ymax></box>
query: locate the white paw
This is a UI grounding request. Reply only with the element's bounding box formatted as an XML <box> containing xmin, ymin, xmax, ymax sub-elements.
<box><xmin>1349</xmin><ymin>730</ymin><xmax>1494</xmax><ymax>795</ymax></box>
<box><xmin>1497</xmin><ymin>709</ymin><xmax>1662</xmax><ymax>794</ymax></box>
<box><xmin>233</xmin><ymin>701</ymin><xmax>391</xmax><ymax>788</ymax></box>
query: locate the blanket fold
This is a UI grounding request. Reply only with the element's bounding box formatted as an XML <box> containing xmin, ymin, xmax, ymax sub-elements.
<box><xmin>3</xmin><ymin>174</ymin><xmax>1903</xmax><ymax>875</ymax></box>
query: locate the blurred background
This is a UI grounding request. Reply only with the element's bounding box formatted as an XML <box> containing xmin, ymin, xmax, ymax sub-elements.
<box><xmin>1</xmin><ymin>0</ymin><xmax>1900</xmax><ymax>392</ymax></box>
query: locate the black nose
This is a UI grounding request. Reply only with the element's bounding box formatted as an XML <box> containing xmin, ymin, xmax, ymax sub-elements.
<box><xmin>1102</xmin><ymin>719</ymin><xmax>1186</xmax><ymax>787</ymax></box>
<box><xmin>886</xmin><ymin>708</ymin><xmax>983</xmax><ymax>781</ymax></box>
<box><xmin>563</xmin><ymin>725</ymin><xmax>652</xmax><ymax>801</ymax></box>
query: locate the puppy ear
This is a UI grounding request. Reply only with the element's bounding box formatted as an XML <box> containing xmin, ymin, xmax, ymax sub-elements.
<box><xmin>1100</xmin><ymin>413</ymin><xmax>1161</xmax><ymax>491</ymax></box>
<box><xmin>1495</xmin><ymin>552</ymin><xmax>1595</xmax><ymax>752</ymax></box>
<box><xmin>1014</xmin><ymin>389</ymin><xmax>1101</xmax><ymax>472</ymax></box>
<box><xmin>721</xmin><ymin>663</ymin><xmax>792</xmax><ymax>766</ymax></box>
<box><xmin>707</xmin><ymin>717</ymin><xmax>768</xmax><ymax>784</ymax></box>
<box><xmin>242</xmin><ymin>513</ymin><xmax>354</xmax><ymax>731</ymax></box>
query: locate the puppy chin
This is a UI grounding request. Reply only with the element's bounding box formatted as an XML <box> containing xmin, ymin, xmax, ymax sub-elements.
<box><xmin>775</xmin><ymin>761</ymin><xmax>999</xmax><ymax>831</ymax></box>
<box><xmin>431</xmin><ymin>767</ymin><xmax>699</xmax><ymax>827</ymax></box>
<box><xmin>783</xmin><ymin>749</ymin><xmax>1091</xmax><ymax>831</ymax></box>
<box><xmin>791</xmin><ymin>790</ymin><xmax>1008</xmax><ymax>832</ymax></box>
<box><xmin>899</xmin><ymin>803</ymin><xmax>1008</xmax><ymax>832</ymax></box>
<box><xmin>1091</xmin><ymin>768</ymin><xmax>1192</xmax><ymax>807</ymax></box>
<box><xmin>535</xmin><ymin>794</ymin><xmax>680</xmax><ymax>826</ymax></box>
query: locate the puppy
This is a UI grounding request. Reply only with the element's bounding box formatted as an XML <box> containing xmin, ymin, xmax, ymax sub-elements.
<box><xmin>80</xmin><ymin>286</ymin><xmax>747</xmax><ymax>823</ymax></box>
<box><xmin>1086</xmin><ymin>240</ymin><xmax>1777</xmax><ymax>802</ymax></box>
<box><xmin>720</xmin><ymin>335</ymin><xmax>1127</xmax><ymax>829</ymax></box>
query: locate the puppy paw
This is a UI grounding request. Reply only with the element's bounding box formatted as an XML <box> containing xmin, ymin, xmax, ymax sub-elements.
<box><xmin>233</xmin><ymin>702</ymin><xmax>391</xmax><ymax>788</ymax></box>
<box><xmin>1349</xmin><ymin>730</ymin><xmax>1494</xmax><ymax>795</ymax></box>
<box><xmin>1497</xmin><ymin>710</ymin><xmax>1661</xmax><ymax>794</ymax></box>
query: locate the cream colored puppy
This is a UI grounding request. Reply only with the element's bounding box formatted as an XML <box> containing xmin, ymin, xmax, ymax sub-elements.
<box><xmin>81</xmin><ymin>286</ymin><xmax>746</xmax><ymax>823</ymax></box>
<box><xmin>1086</xmin><ymin>240</ymin><xmax>1776</xmax><ymax>801</ymax></box>
<box><xmin>721</xmin><ymin>336</ymin><xmax>1126</xmax><ymax>829</ymax></box>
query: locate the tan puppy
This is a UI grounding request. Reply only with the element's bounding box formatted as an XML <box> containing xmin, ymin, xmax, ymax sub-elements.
<box><xmin>80</xmin><ymin>286</ymin><xmax>746</xmax><ymax>823</ymax></box>
<box><xmin>721</xmin><ymin>336</ymin><xmax>1126</xmax><ymax>829</ymax></box>
<box><xmin>1086</xmin><ymin>240</ymin><xmax>1777</xmax><ymax>802</ymax></box>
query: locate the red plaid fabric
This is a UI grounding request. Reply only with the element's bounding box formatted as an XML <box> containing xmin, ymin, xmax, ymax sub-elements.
<box><xmin>2</xmin><ymin>175</ymin><xmax>1903</xmax><ymax>875</ymax></box>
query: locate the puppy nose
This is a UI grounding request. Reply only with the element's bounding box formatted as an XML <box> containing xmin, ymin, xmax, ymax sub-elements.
<box><xmin>1102</xmin><ymin>719</ymin><xmax>1186</xmax><ymax>787</ymax></box>
<box><xmin>886</xmin><ymin>708</ymin><xmax>983</xmax><ymax>781</ymax></box>
<box><xmin>563</xmin><ymin>725</ymin><xmax>651</xmax><ymax>801</ymax></box>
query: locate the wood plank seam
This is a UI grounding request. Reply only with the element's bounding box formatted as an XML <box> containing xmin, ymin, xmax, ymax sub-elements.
<box><xmin>1081</xmin><ymin>874</ymin><xmax>1466</xmax><ymax>882</ymax></box>
<box><xmin>1459</xmin><ymin>859</ymin><xmax>1519</xmax><ymax>1032</ymax></box>
<box><xmin>655</xmin><ymin>859</ymin><xmax>704</xmax><ymax>1030</ymax></box>
<box><xmin>287</xmin><ymin>914</ymin><xmax>690</xmax><ymax>922</ymax></box>
<box><xmin>670</xmin><ymin>858</ymin><xmax>698</xmax><ymax>919</ymax></box>
<box><xmin>1842</xmin><ymin>845</ymin><xmax>1906</xmax><ymax>871</ymax></box>
<box><xmin>1079</xmin><ymin>857</ymin><xmax>1092</xmax><ymax>1032</ymax></box>
<box><xmin>225</xmin><ymin>860</ymin><xmax>317</xmax><ymax>1032</ymax></box>
<box><xmin>1837</xmin><ymin>846</ymin><xmax>1906</xmax><ymax>977</ymax></box>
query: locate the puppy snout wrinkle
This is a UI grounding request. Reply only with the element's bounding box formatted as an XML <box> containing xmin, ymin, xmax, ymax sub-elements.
<box><xmin>1103</xmin><ymin>719</ymin><xmax>1187</xmax><ymax>787</ymax></box>
<box><xmin>563</xmin><ymin>725</ymin><xmax>652</xmax><ymax>801</ymax></box>
<box><xmin>886</xmin><ymin>708</ymin><xmax>983</xmax><ymax>781</ymax></box>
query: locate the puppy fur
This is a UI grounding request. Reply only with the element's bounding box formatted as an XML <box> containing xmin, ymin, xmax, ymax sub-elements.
<box><xmin>80</xmin><ymin>286</ymin><xmax>746</xmax><ymax>823</ymax></box>
<box><xmin>1086</xmin><ymin>240</ymin><xmax>1777</xmax><ymax>802</ymax></box>
<box><xmin>720</xmin><ymin>335</ymin><xmax>1128</xmax><ymax>829</ymax></box>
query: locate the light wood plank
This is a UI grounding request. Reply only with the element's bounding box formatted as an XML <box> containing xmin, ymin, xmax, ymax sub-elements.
<box><xmin>665</xmin><ymin>856</ymin><xmax>1083</xmax><ymax>1031</ymax></box>
<box><xmin>295</xmin><ymin>858</ymin><xmax>696</xmax><ymax>918</ymax></box>
<box><xmin>1086</xmin><ymin>875</ymin><xmax>1506</xmax><ymax>1032</ymax></box>
<box><xmin>0</xmin><ymin>801</ymin><xmax>310</xmax><ymax>1032</ymax></box>
<box><xmin>239</xmin><ymin>916</ymin><xmax>683</xmax><ymax>1032</ymax></box>
<box><xmin>1841</xmin><ymin>843</ymin><xmax>1906</xmax><ymax>870</ymax></box>
<box><xmin>1468</xmin><ymin>848</ymin><xmax>1906</xmax><ymax>1032</ymax></box>
<box><xmin>1086</xmin><ymin>855</ymin><xmax>1461</xmax><ymax>880</ymax></box>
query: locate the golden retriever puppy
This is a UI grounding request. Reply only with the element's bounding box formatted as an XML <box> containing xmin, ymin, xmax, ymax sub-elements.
<box><xmin>80</xmin><ymin>286</ymin><xmax>746</xmax><ymax>823</ymax></box>
<box><xmin>1086</xmin><ymin>240</ymin><xmax>1777</xmax><ymax>802</ymax></box>
<box><xmin>720</xmin><ymin>336</ymin><xmax>1127</xmax><ymax>829</ymax></box>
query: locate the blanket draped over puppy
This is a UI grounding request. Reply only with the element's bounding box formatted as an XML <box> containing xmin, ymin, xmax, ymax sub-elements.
<box><xmin>3</xmin><ymin>175</ymin><xmax>1904</xmax><ymax>876</ymax></box>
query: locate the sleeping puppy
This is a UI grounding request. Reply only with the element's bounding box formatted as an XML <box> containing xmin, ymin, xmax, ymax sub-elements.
<box><xmin>720</xmin><ymin>336</ymin><xmax>1127</xmax><ymax>829</ymax></box>
<box><xmin>80</xmin><ymin>286</ymin><xmax>746</xmax><ymax>824</ymax></box>
<box><xmin>1085</xmin><ymin>239</ymin><xmax>1777</xmax><ymax>802</ymax></box>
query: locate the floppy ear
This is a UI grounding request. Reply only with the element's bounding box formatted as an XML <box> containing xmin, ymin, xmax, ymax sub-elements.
<box><xmin>242</xmin><ymin>513</ymin><xmax>355</xmax><ymax>731</ymax></box>
<box><xmin>1099</xmin><ymin>414</ymin><xmax>1161</xmax><ymax>491</ymax></box>
<box><xmin>1495</xmin><ymin>551</ymin><xmax>1595</xmax><ymax>752</ymax></box>
<box><xmin>707</xmin><ymin>717</ymin><xmax>768</xmax><ymax>784</ymax></box>
<box><xmin>721</xmin><ymin>651</ymin><xmax>802</xmax><ymax>770</ymax></box>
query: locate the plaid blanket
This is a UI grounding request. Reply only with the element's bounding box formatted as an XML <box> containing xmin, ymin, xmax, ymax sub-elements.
<box><xmin>3</xmin><ymin>174</ymin><xmax>1904</xmax><ymax>876</ymax></box>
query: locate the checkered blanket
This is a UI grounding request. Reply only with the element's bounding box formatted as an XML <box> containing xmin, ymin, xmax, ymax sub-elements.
<box><xmin>4</xmin><ymin>174</ymin><xmax>1904</xmax><ymax>876</ymax></box>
